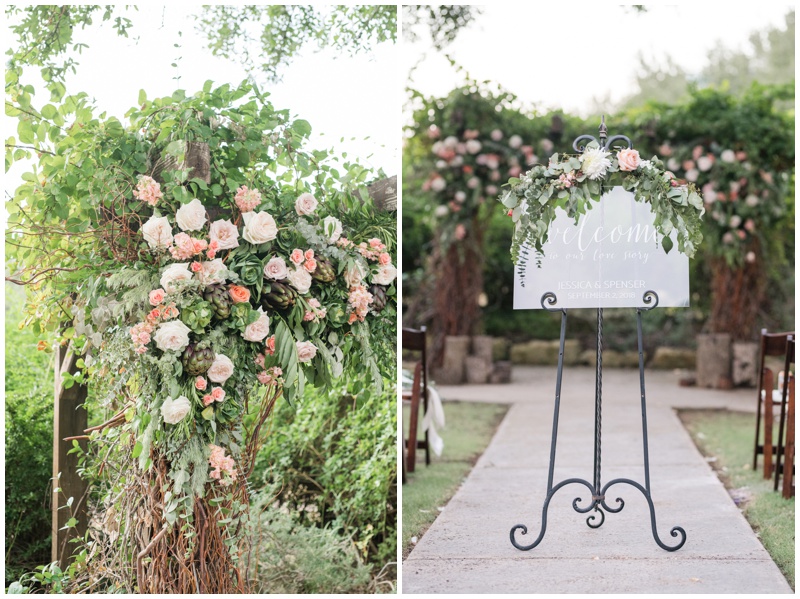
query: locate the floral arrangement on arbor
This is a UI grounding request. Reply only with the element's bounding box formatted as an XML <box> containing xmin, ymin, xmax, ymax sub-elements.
<box><xmin>498</xmin><ymin>142</ymin><xmax>705</xmax><ymax>268</ymax></box>
<box><xmin>6</xmin><ymin>79</ymin><xmax>396</xmax><ymax>592</ymax></box>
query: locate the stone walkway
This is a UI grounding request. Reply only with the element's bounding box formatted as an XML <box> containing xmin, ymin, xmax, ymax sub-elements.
<box><xmin>402</xmin><ymin>366</ymin><xmax>793</xmax><ymax>594</ymax></box>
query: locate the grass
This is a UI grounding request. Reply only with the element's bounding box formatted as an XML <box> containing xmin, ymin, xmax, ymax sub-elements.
<box><xmin>678</xmin><ymin>408</ymin><xmax>795</xmax><ymax>590</ymax></box>
<box><xmin>401</xmin><ymin>400</ymin><xmax>509</xmax><ymax>557</ymax></box>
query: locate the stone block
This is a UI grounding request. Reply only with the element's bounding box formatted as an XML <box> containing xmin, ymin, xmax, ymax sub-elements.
<box><xmin>732</xmin><ymin>341</ymin><xmax>758</xmax><ymax>387</ymax></box>
<box><xmin>472</xmin><ymin>335</ymin><xmax>495</xmax><ymax>362</ymax></box>
<box><xmin>651</xmin><ymin>347</ymin><xmax>696</xmax><ymax>369</ymax></box>
<box><xmin>432</xmin><ymin>365</ymin><xmax>464</xmax><ymax>386</ymax></box>
<box><xmin>696</xmin><ymin>333</ymin><xmax>732</xmax><ymax>389</ymax></box>
<box><xmin>489</xmin><ymin>361</ymin><xmax>513</xmax><ymax>384</ymax></box>
<box><xmin>465</xmin><ymin>356</ymin><xmax>491</xmax><ymax>384</ymax></box>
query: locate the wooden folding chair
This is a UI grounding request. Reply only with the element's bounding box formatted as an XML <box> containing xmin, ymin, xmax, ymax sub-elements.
<box><xmin>402</xmin><ymin>327</ymin><xmax>430</xmax><ymax>477</ymax></box>
<box><xmin>780</xmin><ymin>372</ymin><xmax>795</xmax><ymax>499</ymax></box>
<box><xmin>752</xmin><ymin>329</ymin><xmax>794</xmax><ymax>474</ymax></box>
<box><xmin>774</xmin><ymin>335</ymin><xmax>794</xmax><ymax>494</ymax></box>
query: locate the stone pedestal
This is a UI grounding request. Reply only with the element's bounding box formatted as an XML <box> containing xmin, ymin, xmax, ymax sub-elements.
<box><xmin>490</xmin><ymin>361</ymin><xmax>513</xmax><ymax>384</ymax></box>
<box><xmin>732</xmin><ymin>341</ymin><xmax>758</xmax><ymax>387</ymax></box>
<box><xmin>696</xmin><ymin>333</ymin><xmax>732</xmax><ymax>388</ymax></box>
<box><xmin>465</xmin><ymin>356</ymin><xmax>491</xmax><ymax>384</ymax></box>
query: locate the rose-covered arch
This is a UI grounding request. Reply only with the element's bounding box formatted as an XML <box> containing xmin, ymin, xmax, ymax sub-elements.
<box><xmin>6</xmin><ymin>80</ymin><xmax>397</xmax><ymax>592</ymax></box>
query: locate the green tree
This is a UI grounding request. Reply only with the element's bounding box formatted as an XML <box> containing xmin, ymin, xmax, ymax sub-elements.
<box><xmin>402</xmin><ymin>5</ymin><xmax>482</xmax><ymax>50</ymax></box>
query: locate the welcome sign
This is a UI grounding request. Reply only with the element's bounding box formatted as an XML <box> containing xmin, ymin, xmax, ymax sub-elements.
<box><xmin>513</xmin><ymin>186</ymin><xmax>690</xmax><ymax>309</ymax></box>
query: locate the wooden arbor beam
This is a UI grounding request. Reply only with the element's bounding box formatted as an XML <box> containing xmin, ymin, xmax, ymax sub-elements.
<box><xmin>52</xmin><ymin>344</ymin><xmax>88</xmax><ymax>566</ymax></box>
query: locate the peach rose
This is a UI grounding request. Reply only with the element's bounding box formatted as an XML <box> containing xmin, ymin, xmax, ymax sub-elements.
<box><xmin>617</xmin><ymin>148</ymin><xmax>641</xmax><ymax>172</ymax></box>
<box><xmin>211</xmin><ymin>387</ymin><xmax>226</xmax><ymax>402</ymax></box>
<box><xmin>149</xmin><ymin>288</ymin><xmax>166</xmax><ymax>306</ymax></box>
<box><xmin>290</xmin><ymin>248</ymin><xmax>304</xmax><ymax>265</ymax></box>
<box><xmin>378</xmin><ymin>252</ymin><xmax>391</xmax><ymax>265</ymax></box>
<box><xmin>303</xmin><ymin>258</ymin><xmax>317</xmax><ymax>273</ymax></box>
<box><xmin>228</xmin><ymin>285</ymin><xmax>251</xmax><ymax>304</ymax></box>
<box><xmin>195</xmin><ymin>376</ymin><xmax>207</xmax><ymax>391</ymax></box>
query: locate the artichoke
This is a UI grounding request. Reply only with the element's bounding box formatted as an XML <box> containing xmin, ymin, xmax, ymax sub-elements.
<box><xmin>310</xmin><ymin>256</ymin><xmax>336</xmax><ymax>283</ymax></box>
<box><xmin>203</xmin><ymin>283</ymin><xmax>232</xmax><ymax>319</ymax></box>
<box><xmin>261</xmin><ymin>280</ymin><xmax>298</xmax><ymax>311</ymax></box>
<box><xmin>369</xmin><ymin>284</ymin><xmax>388</xmax><ymax>312</ymax></box>
<box><xmin>181</xmin><ymin>340</ymin><xmax>215</xmax><ymax>376</ymax></box>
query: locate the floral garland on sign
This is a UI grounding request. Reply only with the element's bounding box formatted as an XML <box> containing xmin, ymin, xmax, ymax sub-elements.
<box><xmin>498</xmin><ymin>142</ymin><xmax>705</xmax><ymax>267</ymax></box>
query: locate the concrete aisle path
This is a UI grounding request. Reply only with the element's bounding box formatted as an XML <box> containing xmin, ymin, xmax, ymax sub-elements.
<box><xmin>403</xmin><ymin>366</ymin><xmax>793</xmax><ymax>594</ymax></box>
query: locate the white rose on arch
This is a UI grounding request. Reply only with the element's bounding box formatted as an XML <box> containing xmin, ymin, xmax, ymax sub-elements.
<box><xmin>175</xmin><ymin>198</ymin><xmax>208</xmax><ymax>232</ymax></box>
<box><xmin>295</xmin><ymin>192</ymin><xmax>318</xmax><ymax>216</ymax></box>
<box><xmin>372</xmin><ymin>263</ymin><xmax>397</xmax><ymax>286</ymax></box>
<box><xmin>196</xmin><ymin>258</ymin><xmax>228</xmax><ymax>286</ymax></box>
<box><xmin>287</xmin><ymin>265</ymin><xmax>312</xmax><ymax>294</ymax></box>
<box><xmin>207</xmin><ymin>353</ymin><xmax>234</xmax><ymax>384</ymax></box>
<box><xmin>321</xmin><ymin>216</ymin><xmax>343</xmax><ymax>243</ymax></box>
<box><xmin>296</xmin><ymin>340</ymin><xmax>318</xmax><ymax>363</ymax></box>
<box><xmin>264</xmin><ymin>256</ymin><xmax>289</xmax><ymax>280</ymax></box>
<box><xmin>142</xmin><ymin>215</ymin><xmax>174</xmax><ymax>249</ymax></box>
<box><xmin>153</xmin><ymin>320</ymin><xmax>192</xmax><ymax>353</ymax></box>
<box><xmin>243</xmin><ymin>308</ymin><xmax>270</xmax><ymax>342</ymax></box>
<box><xmin>209</xmin><ymin>219</ymin><xmax>240</xmax><ymax>250</ymax></box>
<box><xmin>242</xmin><ymin>210</ymin><xmax>278</xmax><ymax>244</ymax></box>
<box><xmin>161</xmin><ymin>395</ymin><xmax>192</xmax><ymax>425</ymax></box>
<box><xmin>160</xmin><ymin>263</ymin><xmax>192</xmax><ymax>294</ymax></box>
<box><xmin>344</xmin><ymin>260</ymin><xmax>368</xmax><ymax>287</ymax></box>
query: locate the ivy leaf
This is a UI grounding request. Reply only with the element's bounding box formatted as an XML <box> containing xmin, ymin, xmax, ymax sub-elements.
<box><xmin>661</xmin><ymin>235</ymin><xmax>674</xmax><ymax>254</ymax></box>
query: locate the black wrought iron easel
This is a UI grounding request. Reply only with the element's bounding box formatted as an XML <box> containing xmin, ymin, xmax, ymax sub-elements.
<box><xmin>509</xmin><ymin>119</ymin><xmax>687</xmax><ymax>553</ymax></box>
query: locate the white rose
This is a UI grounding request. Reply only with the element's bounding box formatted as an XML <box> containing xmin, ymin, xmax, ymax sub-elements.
<box><xmin>344</xmin><ymin>260</ymin><xmax>367</xmax><ymax>287</ymax></box>
<box><xmin>295</xmin><ymin>192</ymin><xmax>318</xmax><ymax>216</ymax></box>
<box><xmin>434</xmin><ymin>205</ymin><xmax>449</xmax><ymax>217</ymax></box>
<box><xmin>196</xmin><ymin>258</ymin><xmax>227</xmax><ymax>286</ymax></box>
<box><xmin>321</xmin><ymin>216</ymin><xmax>343</xmax><ymax>243</ymax></box>
<box><xmin>242</xmin><ymin>210</ymin><xmax>278</xmax><ymax>244</ymax></box>
<box><xmin>372</xmin><ymin>263</ymin><xmax>397</xmax><ymax>286</ymax></box>
<box><xmin>287</xmin><ymin>266</ymin><xmax>312</xmax><ymax>294</ymax></box>
<box><xmin>142</xmin><ymin>215</ymin><xmax>173</xmax><ymax>250</ymax></box>
<box><xmin>697</xmin><ymin>156</ymin><xmax>714</xmax><ymax>172</ymax></box>
<box><xmin>509</xmin><ymin>134</ymin><xmax>523</xmax><ymax>149</ymax></box>
<box><xmin>243</xmin><ymin>308</ymin><xmax>270</xmax><ymax>342</ymax></box>
<box><xmin>161</xmin><ymin>395</ymin><xmax>192</xmax><ymax>425</ymax></box>
<box><xmin>264</xmin><ymin>256</ymin><xmax>289</xmax><ymax>280</ymax></box>
<box><xmin>160</xmin><ymin>263</ymin><xmax>192</xmax><ymax>294</ymax></box>
<box><xmin>430</xmin><ymin>177</ymin><xmax>446</xmax><ymax>192</ymax></box>
<box><xmin>207</xmin><ymin>354</ymin><xmax>234</xmax><ymax>384</ymax></box>
<box><xmin>465</xmin><ymin>139</ymin><xmax>482</xmax><ymax>154</ymax></box>
<box><xmin>720</xmin><ymin>149</ymin><xmax>736</xmax><ymax>163</ymax></box>
<box><xmin>685</xmin><ymin>168</ymin><xmax>699</xmax><ymax>182</ymax></box>
<box><xmin>209</xmin><ymin>219</ymin><xmax>240</xmax><ymax>250</ymax></box>
<box><xmin>153</xmin><ymin>320</ymin><xmax>191</xmax><ymax>352</ymax></box>
<box><xmin>296</xmin><ymin>340</ymin><xmax>317</xmax><ymax>363</ymax></box>
<box><xmin>175</xmin><ymin>198</ymin><xmax>207</xmax><ymax>232</ymax></box>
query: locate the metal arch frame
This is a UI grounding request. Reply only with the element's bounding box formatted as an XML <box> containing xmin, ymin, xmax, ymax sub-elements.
<box><xmin>509</xmin><ymin>121</ymin><xmax>687</xmax><ymax>553</ymax></box>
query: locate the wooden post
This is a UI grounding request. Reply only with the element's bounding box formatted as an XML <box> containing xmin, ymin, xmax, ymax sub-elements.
<box><xmin>367</xmin><ymin>175</ymin><xmax>397</xmax><ymax>211</ymax></box>
<box><xmin>52</xmin><ymin>344</ymin><xmax>89</xmax><ymax>566</ymax></box>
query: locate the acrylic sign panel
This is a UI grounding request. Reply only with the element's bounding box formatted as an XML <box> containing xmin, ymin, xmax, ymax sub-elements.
<box><xmin>513</xmin><ymin>186</ymin><xmax>690</xmax><ymax>309</ymax></box>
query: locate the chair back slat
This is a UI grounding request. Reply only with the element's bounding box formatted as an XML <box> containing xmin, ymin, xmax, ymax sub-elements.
<box><xmin>402</xmin><ymin>327</ymin><xmax>426</xmax><ymax>351</ymax></box>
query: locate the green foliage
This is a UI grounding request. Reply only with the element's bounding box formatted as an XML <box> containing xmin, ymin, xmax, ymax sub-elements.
<box><xmin>248</xmin><ymin>508</ymin><xmax>372</xmax><ymax>594</ymax></box>
<box><xmin>197</xmin><ymin>5</ymin><xmax>397</xmax><ymax>82</ymax></box>
<box><xmin>4</xmin><ymin>285</ymin><xmax>54</xmax><ymax>586</ymax></box>
<box><xmin>252</xmin><ymin>373</ymin><xmax>397</xmax><ymax>569</ymax></box>
<box><xmin>402</xmin><ymin>5</ymin><xmax>482</xmax><ymax>50</ymax></box>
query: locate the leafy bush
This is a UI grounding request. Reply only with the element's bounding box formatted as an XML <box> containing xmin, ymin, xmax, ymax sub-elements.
<box><xmin>251</xmin><ymin>372</ymin><xmax>397</xmax><ymax>571</ymax></box>
<box><xmin>5</xmin><ymin>285</ymin><xmax>54</xmax><ymax>586</ymax></box>
<box><xmin>248</xmin><ymin>507</ymin><xmax>372</xmax><ymax>594</ymax></box>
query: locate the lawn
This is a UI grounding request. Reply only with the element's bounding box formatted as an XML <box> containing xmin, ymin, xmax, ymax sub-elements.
<box><xmin>678</xmin><ymin>408</ymin><xmax>795</xmax><ymax>590</ymax></box>
<box><xmin>401</xmin><ymin>400</ymin><xmax>509</xmax><ymax>558</ymax></box>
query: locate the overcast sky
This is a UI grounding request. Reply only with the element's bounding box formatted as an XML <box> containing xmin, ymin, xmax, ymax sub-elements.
<box><xmin>403</xmin><ymin>3</ymin><xmax>792</xmax><ymax>117</ymax></box>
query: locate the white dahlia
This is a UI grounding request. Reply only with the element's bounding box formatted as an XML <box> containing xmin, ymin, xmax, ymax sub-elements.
<box><xmin>580</xmin><ymin>147</ymin><xmax>612</xmax><ymax>180</ymax></box>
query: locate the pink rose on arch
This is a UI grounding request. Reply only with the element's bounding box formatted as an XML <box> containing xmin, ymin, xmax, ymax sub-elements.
<box><xmin>304</xmin><ymin>249</ymin><xmax>314</xmax><ymax>261</ymax></box>
<box><xmin>296</xmin><ymin>340</ymin><xmax>318</xmax><ymax>363</ymax></box>
<box><xmin>264</xmin><ymin>256</ymin><xmax>289</xmax><ymax>280</ymax></box>
<box><xmin>211</xmin><ymin>387</ymin><xmax>226</xmax><ymax>403</ymax></box>
<box><xmin>379</xmin><ymin>252</ymin><xmax>391</xmax><ymax>265</ymax></box>
<box><xmin>195</xmin><ymin>376</ymin><xmax>207</xmax><ymax>391</ymax></box>
<box><xmin>303</xmin><ymin>258</ymin><xmax>317</xmax><ymax>273</ymax></box>
<box><xmin>290</xmin><ymin>248</ymin><xmax>304</xmax><ymax>265</ymax></box>
<box><xmin>149</xmin><ymin>289</ymin><xmax>166</xmax><ymax>306</ymax></box>
<box><xmin>454</xmin><ymin>224</ymin><xmax>467</xmax><ymax>240</ymax></box>
<box><xmin>616</xmin><ymin>148</ymin><xmax>641</xmax><ymax>172</ymax></box>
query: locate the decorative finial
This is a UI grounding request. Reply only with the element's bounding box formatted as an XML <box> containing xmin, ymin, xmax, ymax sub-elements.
<box><xmin>599</xmin><ymin>115</ymin><xmax>608</xmax><ymax>147</ymax></box>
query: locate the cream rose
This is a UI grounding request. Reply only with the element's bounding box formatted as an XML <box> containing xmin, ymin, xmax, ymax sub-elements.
<box><xmin>264</xmin><ymin>256</ymin><xmax>289</xmax><ymax>280</ymax></box>
<box><xmin>321</xmin><ymin>216</ymin><xmax>343</xmax><ymax>243</ymax></box>
<box><xmin>616</xmin><ymin>148</ymin><xmax>641</xmax><ymax>172</ymax></box>
<box><xmin>243</xmin><ymin>308</ymin><xmax>270</xmax><ymax>342</ymax></box>
<box><xmin>372</xmin><ymin>263</ymin><xmax>397</xmax><ymax>286</ymax></box>
<box><xmin>175</xmin><ymin>198</ymin><xmax>207</xmax><ymax>232</ymax></box>
<box><xmin>242</xmin><ymin>210</ymin><xmax>278</xmax><ymax>244</ymax></box>
<box><xmin>161</xmin><ymin>396</ymin><xmax>192</xmax><ymax>425</ymax></box>
<box><xmin>207</xmin><ymin>354</ymin><xmax>234</xmax><ymax>384</ymax></box>
<box><xmin>344</xmin><ymin>260</ymin><xmax>367</xmax><ymax>287</ymax></box>
<box><xmin>209</xmin><ymin>219</ymin><xmax>240</xmax><ymax>250</ymax></box>
<box><xmin>287</xmin><ymin>266</ymin><xmax>312</xmax><ymax>294</ymax></box>
<box><xmin>295</xmin><ymin>192</ymin><xmax>318</xmax><ymax>216</ymax></box>
<box><xmin>142</xmin><ymin>215</ymin><xmax>173</xmax><ymax>250</ymax></box>
<box><xmin>153</xmin><ymin>320</ymin><xmax>191</xmax><ymax>352</ymax></box>
<box><xmin>296</xmin><ymin>340</ymin><xmax>317</xmax><ymax>363</ymax></box>
<box><xmin>160</xmin><ymin>263</ymin><xmax>192</xmax><ymax>294</ymax></box>
<box><xmin>196</xmin><ymin>258</ymin><xmax>227</xmax><ymax>286</ymax></box>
